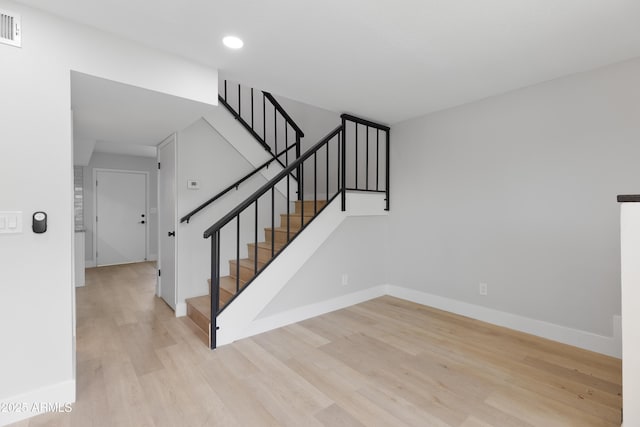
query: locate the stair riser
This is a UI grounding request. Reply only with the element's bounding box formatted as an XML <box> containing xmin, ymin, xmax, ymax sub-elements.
<box><xmin>294</xmin><ymin>200</ymin><xmax>327</xmax><ymax>215</ymax></box>
<box><xmin>265</xmin><ymin>229</ymin><xmax>298</xmax><ymax>244</ymax></box>
<box><xmin>280</xmin><ymin>214</ymin><xmax>313</xmax><ymax>229</ymax></box>
<box><xmin>229</xmin><ymin>261</ymin><xmax>262</xmax><ymax>282</ymax></box>
<box><xmin>247</xmin><ymin>245</ymin><xmax>279</xmax><ymax>264</ymax></box>
<box><xmin>187</xmin><ymin>304</ymin><xmax>209</xmax><ymax>336</ymax></box>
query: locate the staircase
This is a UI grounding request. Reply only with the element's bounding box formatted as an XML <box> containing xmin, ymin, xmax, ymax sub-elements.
<box><xmin>178</xmin><ymin>81</ymin><xmax>390</xmax><ymax>349</ymax></box>
<box><xmin>185</xmin><ymin>199</ymin><xmax>327</xmax><ymax>344</ymax></box>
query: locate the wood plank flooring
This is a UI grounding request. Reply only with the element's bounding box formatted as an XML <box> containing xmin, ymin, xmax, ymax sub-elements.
<box><xmin>12</xmin><ymin>262</ymin><xmax>622</xmax><ymax>426</ymax></box>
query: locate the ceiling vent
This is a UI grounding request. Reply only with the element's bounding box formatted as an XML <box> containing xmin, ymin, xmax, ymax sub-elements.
<box><xmin>0</xmin><ymin>10</ymin><xmax>21</xmax><ymax>48</ymax></box>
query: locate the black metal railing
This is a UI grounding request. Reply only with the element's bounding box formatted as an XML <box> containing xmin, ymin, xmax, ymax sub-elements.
<box><xmin>204</xmin><ymin>114</ymin><xmax>390</xmax><ymax>349</ymax></box>
<box><xmin>219</xmin><ymin>80</ymin><xmax>304</xmax><ymax>173</ymax></box>
<box><xmin>179</xmin><ymin>145</ymin><xmax>299</xmax><ymax>224</ymax></box>
<box><xmin>179</xmin><ymin>81</ymin><xmax>305</xmax><ymax>225</ymax></box>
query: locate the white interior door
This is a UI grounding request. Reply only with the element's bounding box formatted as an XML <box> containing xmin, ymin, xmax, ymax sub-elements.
<box><xmin>158</xmin><ymin>135</ymin><xmax>177</xmax><ymax>310</ymax></box>
<box><xmin>95</xmin><ymin>170</ymin><xmax>147</xmax><ymax>266</ymax></box>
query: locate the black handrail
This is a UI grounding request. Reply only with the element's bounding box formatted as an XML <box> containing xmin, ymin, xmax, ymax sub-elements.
<box><xmin>181</xmin><ymin>81</ymin><xmax>305</xmax><ymax>225</ymax></box>
<box><xmin>264</xmin><ymin>92</ymin><xmax>305</xmax><ymax>137</ymax></box>
<box><xmin>341</xmin><ymin>113</ymin><xmax>390</xmax><ymax>131</ymax></box>
<box><xmin>218</xmin><ymin>95</ymin><xmax>271</xmax><ymax>152</ymax></box>
<box><xmin>204</xmin><ymin>126</ymin><xmax>342</xmax><ymax>238</ymax></box>
<box><xmin>179</xmin><ymin>144</ymin><xmax>299</xmax><ymax>224</ymax></box>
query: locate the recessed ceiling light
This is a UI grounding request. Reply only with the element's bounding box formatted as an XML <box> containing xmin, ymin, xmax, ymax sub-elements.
<box><xmin>223</xmin><ymin>36</ymin><xmax>244</xmax><ymax>49</ymax></box>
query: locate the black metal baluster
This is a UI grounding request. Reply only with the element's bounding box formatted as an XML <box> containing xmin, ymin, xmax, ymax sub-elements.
<box><xmin>376</xmin><ymin>129</ymin><xmax>380</xmax><ymax>191</ymax></box>
<box><xmin>238</xmin><ymin>83</ymin><xmax>241</xmax><ymax>117</ymax></box>
<box><xmin>314</xmin><ymin>152</ymin><xmax>317</xmax><ymax>214</ymax></box>
<box><xmin>355</xmin><ymin>123</ymin><xmax>359</xmax><ymax>189</ymax></box>
<box><xmin>285</xmin><ymin>124</ymin><xmax>289</xmax><ymax>167</ymax></box>
<box><xmin>341</xmin><ymin>119</ymin><xmax>346</xmax><ymax>211</ymax></box>
<box><xmin>236</xmin><ymin>215</ymin><xmax>240</xmax><ymax>293</ymax></box>
<box><xmin>287</xmin><ymin>174</ymin><xmax>290</xmax><ymax>241</ymax></box>
<box><xmin>254</xmin><ymin>201</ymin><xmax>258</xmax><ymax>274</ymax></box>
<box><xmin>274</xmin><ymin>108</ymin><xmax>278</xmax><ymax>156</ymax></box>
<box><xmin>299</xmin><ymin>162</ymin><xmax>304</xmax><ymax>239</ymax></box>
<box><xmin>263</xmin><ymin>94</ymin><xmax>266</xmax><ymax>142</ymax></box>
<box><xmin>224</xmin><ymin>80</ymin><xmax>227</xmax><ymax>102</ymax></box>
<box><xmin>385</xmin><ymin>130</ymin><xmax>390</xmax><ymax>211</ymax></box>
<box><xmin>326</xmin><ymin>142</ymin><xmax>329</xmax><ymax>203</ymax></box>
<box><xmin>251</xmin><ymin>88</ymin><xmax>254</xmax><ymax>130</ymax></box>
<box><xmin>366</xmin><ymin>126</ymin><xmax>369</xmax><ymax>190</ymax></box>
<box><xmin>296</xmin><ymin>133</ymin><xmax>302</xmax><ymax>197</ymax></box>
<box><xmin>337</xmin><ymin>131</ymin><xmax>341</xmax><ymax>198</ymax></box>
<box><xmin>271</xmin><ymin>187</ymin><xmax>275</xmax><ymax>258</ymax></box>
<box><xmin>210</xmin><ymin>232</ymin><xmax>219</xmax><ymax>349</ymax></box>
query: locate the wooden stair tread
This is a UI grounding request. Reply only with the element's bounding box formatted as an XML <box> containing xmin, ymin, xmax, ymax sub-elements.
<box><xmin>247</xmin><ymin>241</ymin><xmax>286</xmax><ymax>250</ymax></box>
<box><xmin>267</xmin><ymin>226</ymin><xmax>302</xmax><ymax>233</ymax></box>
<box><xmin>220</xmin><ymin>275</ymin><xmax>246</xmax><ymax>293</ymax></box>
<box><xmin>209</xmin><ymin>276</ymin><xmax>247</xmax><ymax>293</ymax></box>
<box><xmin>282</xmin><ymin>211</ymin><xmax>317</xmax><ymax>218</ymax></box>
<box><xmin>229</xmin><ymin>258</ymin><xmax>267</xmax><ymax>269</ymax></box>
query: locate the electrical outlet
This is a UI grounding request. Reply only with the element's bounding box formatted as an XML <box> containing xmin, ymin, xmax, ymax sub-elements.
<box><xmin>479</xmin><ymin>282</ymin><xmax>488</xmax><ymax>296</ymax></box>
<box><xmin>341</xmin><ymin>274</ymin><xmax>348</xmax><ymax>286</ymax></box>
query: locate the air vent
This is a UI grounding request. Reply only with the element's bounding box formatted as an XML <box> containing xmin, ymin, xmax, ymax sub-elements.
<box><xmin>0</xmin><ymin>10</ymin><xmax>21</xmax><ymax>48</ymax></box>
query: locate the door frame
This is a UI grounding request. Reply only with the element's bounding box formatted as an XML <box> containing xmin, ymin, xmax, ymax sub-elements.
<box><xmin>157</xmin><ymin>134</ymin><xmax>178</xmax><ymax>302</ymax></box>
<box><xmin>93</xmin><ymin>168</ymin><xmax>150</xmax><ymax>266</ymax></box>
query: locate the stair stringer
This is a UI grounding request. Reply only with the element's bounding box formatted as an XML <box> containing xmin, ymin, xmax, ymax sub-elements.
<box><xmin>201</xmin><ymin>107</ymin><xmax>298</xmax><ymax>199</ymax></box>
<box><xmin>216</xmin><ymin>192</ymin><xmax>387</xmax><ymax>346</ymax></box>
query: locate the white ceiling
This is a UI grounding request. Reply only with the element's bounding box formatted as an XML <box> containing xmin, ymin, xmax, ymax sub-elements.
<box><xmin>71</xmin><ymin>72</ymin><xmax>215</xmax><ymax>164</ymax></box>
<box><xmin>27</xmin><ymin>0</ymin><xmax>640</xmax><ymax>125</ymax></box>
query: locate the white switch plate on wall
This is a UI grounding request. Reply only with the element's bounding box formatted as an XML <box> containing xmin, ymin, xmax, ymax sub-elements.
<box><xmin>0</xmin><ymin>211</ymin><xmax>23</xmax><ymax>233</ymax></box>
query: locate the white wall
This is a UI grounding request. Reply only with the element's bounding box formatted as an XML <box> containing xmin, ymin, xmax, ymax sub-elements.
<box><xmin>175</xmin><ymin>118</ymin><xmax>288</xmax><ymax>309</ymax></box>
<box><xmin>389</xmin><ymin>58</ymin><xmax>640</xmax><ymax>346</ymax></box>
<box><xmin>620</xmin><ymin>202</ymin><xmax>640</xmax><ymax>425</ymax></box>
<box><xmin>0</xmin><ymin>1</ymin><xmax>216</xmax><ymax>424</ymax></box>
<box><xmin>83</xmin><ymin>152</ymin><xmax>159</xmax><ymax>264</ymax></box>
<box><xmin>258</xmin><ymin>215</ymin><xmax>389</xmax><ymax>317</ymax></box>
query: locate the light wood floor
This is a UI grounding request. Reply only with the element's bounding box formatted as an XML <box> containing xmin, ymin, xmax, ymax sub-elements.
<box><xmin>13</xmin><ymin>262</ymin><xmax>621</xmax><ymax>427</ymax></box>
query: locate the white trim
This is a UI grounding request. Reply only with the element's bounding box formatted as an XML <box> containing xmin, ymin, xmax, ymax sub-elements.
<box><xmin>84</xmin><ymin>259</ymin><xmax>96</xmax><ymax>268</ymax></box>
<box><xmin>221</xmin><ymin>282</ymin><xmax>621</xmax><ymax>358</ymax></box>
<box><xmin>243</xmin><ymin>285</ymin><xmax>387</xmax><ymax>339</ymax></box>
<box><xmin>175</xmin><ymin>302</ymin><xmax>187</xmax><ymax>317</ymax></box>
<box><xmin>156</xmin><ymin>134</ymin><xmax>178</xmax><ymax>307</ymax></box>
<box><xmin>0</xmin><ymin>379</ymin><xmax>75</xmax><ymax>427</ymax></box>
<box><xmin>93</xmin><ymin>168</ymin><xmax>149</xmax><ymax>266</ymax></box>
<box><xmin>147</xmin><ymin>253</ymin><xmax>158</xmax><ymax>262</ymax></box>
<box><xmin>385</xmin><ymin>285</ymin><xmax>622</xmax><ymax>358</ymax></box>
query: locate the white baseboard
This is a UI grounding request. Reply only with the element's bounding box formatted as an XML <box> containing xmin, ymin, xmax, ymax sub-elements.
<box><xmin>84</xmin><ymin>259</ymin><xmax>96</xmax><ymax>268</ymax></box>
<box><xmin>0</xmin><ymin>380</ymin><xmax>75</xmax><ymax>427</ymax></box>
<box><xmin>385</xmin><ymin>285</ymin><xmax>622</xmax><ymax>358</ymax></box>
<box><xmin>242</xmin><ymin>285</ymin><xmax>388</xmax><ymax>339</ymax></box>
<box><xmin>147</xmin><ymin>254</ymin><xmax>158</xmax><ymax>262</ymax></box>
<box><xmin>227</xmin><ymin>283</ymin><xmax>621</xmax><ymax>358</ymax></box>
<box><xmin>175</xmin><ymin>302</ymin><xmax>187</xmax><ymax>318</ymax></box>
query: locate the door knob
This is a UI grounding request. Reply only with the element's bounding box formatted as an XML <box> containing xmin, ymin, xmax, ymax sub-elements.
<box><xmin>141</xmin><ymin>214</ymin><xmax>145</xmax><ymax>218</ymax></box>
<box><xmin>168</xmin><ymin>231</ymin><xmax>175</xmax><ymax>237</ymax></box>
<box><xmin>139</xmin><ymin>220</ymin><xmax>146</xmax><ymax>224</ymax></box>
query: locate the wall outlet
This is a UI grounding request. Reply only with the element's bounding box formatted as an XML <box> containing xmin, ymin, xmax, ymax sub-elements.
<box><xmin>341</xmin><ymin>274</ymin><xmax>349</xmax><ymax>286</ymax></box>
<box><xmin>479</xmin><ymin>282</ymin><xmax>488</xmax><ymax>296</ymax></box>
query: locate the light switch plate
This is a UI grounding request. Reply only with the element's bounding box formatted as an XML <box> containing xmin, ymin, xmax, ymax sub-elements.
<box><xmin>0</xmin><ymin>211</ymin><xmax>23</xmax><ymax>234</ymax></box>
